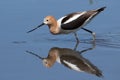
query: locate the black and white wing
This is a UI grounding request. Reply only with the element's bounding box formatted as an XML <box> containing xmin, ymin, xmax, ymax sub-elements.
<box><xmin>60</xmin><ymin>7</ymin><xmax>106</xmax><ymax>30</ymax></box>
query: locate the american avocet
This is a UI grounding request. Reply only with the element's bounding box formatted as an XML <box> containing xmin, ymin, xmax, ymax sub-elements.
<box><xmin>26</xmin><ymin>47</ymin><xmax>103</xmax><ymax>77</ymax></box>
<box><xmin>27</xmin><ymin>7</ymin><xmax>106</xmax><ymax>42</ymax></box>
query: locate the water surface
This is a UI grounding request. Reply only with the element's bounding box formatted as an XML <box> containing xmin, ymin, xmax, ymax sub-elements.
<box><xmin>0</xmin><ymin>0</ymin><xmax>120</xmax><ymax>80</ymax></box>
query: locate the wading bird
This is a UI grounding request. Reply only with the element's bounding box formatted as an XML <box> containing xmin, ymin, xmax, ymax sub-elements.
<box><xmin>27</xmin><ymin>7</ymin><xmax>106</xmax><ymax>42</ymax></box>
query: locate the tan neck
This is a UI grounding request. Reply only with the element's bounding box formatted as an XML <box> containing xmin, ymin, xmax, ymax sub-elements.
<box><xmin>48</xmin><ymin>22</ymin><xmax>60</xmax><ymax>34</ymax></box>
<box><xmin>48</xmin><ymin>56</ymin><xmax>56</xmax><ymax>65</ymax></box>
<box><xmin>45</xmin><ymin>51</ymin><xmax>58</xmax><ymax>67</ymax></box>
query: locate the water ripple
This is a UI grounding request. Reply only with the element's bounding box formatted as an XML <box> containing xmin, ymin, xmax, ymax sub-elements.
<box><xmin>82</xmin><ymin>33</ymin><xmax>120</xmax><ymax>49</ymax></box>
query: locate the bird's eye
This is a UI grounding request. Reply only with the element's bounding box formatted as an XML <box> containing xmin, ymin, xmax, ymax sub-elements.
<box><xmin>44</xmin><ymin>61</ymin><xmax>48</xmax><ymax>64</ymax></box>
<box><xmin>46</xmin><ymin>19</ymin><xmax>49</xmax><ymax>21</ymax></box>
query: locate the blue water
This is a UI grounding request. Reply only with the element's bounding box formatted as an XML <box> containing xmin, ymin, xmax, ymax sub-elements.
<box><xmin>0</xmin><ymin>0</ymin><xmax>120</xmax><ymax>80</ymax></box>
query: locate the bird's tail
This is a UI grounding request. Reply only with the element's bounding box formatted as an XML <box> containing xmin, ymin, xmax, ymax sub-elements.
<box><xmin>95</xmin><ymin>70</ymin><xmax>103</xmax><ymax>78</ymax></box>
<box><xmin>97</xmin><ymin>6</ymin><xmax>106</xmax><ymax>12</ymax></box>
<box><xmin>92</xmin><ymin>66</ymin><xmax>104</xmax><ymax>78</ymax></box>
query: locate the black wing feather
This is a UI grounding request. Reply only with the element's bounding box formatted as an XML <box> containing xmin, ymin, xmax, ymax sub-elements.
<box><xmin>61</xmin><ymin>7</ymin><xmax>106</xmax><ymax>30</ymax></box>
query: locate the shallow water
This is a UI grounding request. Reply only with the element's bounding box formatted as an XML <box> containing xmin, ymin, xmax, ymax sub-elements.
<box><xmin>0</xmin><ymin>0</ymin><xmax>120</xmax><ymax>80</ymax></box>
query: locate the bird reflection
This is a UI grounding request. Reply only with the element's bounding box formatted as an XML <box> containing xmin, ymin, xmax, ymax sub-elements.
<box><xmin>26</xmin><ymin>45</ymin><xmax>103</xmax><ymax>77</ymax></box>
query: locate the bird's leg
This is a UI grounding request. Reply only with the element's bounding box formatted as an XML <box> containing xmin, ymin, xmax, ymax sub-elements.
<box><xmin>74</xmin><ymin>32</ymin><xmax>80</xmax><ymax>43</ymax></box>
<box><xmin>78</xmin><ymin>42</ymin><xmax>96</xmax><ymax>55</ymax></box>
<box><xmin>81</xmin><ymin>27</ymin><xmax>96</xmax><ymax>41</ymax></box>
<box><xmin>73</xmin><ymin>41</ymin><xmax>80</xmax><ymax>50</ymax></box>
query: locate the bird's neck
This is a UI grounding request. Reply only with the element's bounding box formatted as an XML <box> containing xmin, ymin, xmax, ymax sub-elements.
<box><xmin>48</xmin><ymin>22</ymin><xmax>60</xmax><ymax>34</ymax></box>
<box><xmin>46</xmin><ymin>52</ymin><xmax>58</xmax><ymax>67</ymax></box>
